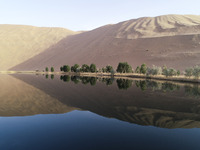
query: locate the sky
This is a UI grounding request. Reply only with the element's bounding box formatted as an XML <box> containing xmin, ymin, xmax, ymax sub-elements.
<box><xmin>0</xmin><ymin>0</ymin><xmax>200</xmax><ymax>31</ymax></box>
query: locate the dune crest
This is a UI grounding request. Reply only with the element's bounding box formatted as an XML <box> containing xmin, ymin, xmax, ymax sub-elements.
<box><xmin>10</xmin><ymin>15</ymin><xmax>200</xmax><ymax>71</ymax></box>
<box><xmin>115</xmin><ymin>15</ymin><xmax>200</xmax><ymax>39</ymax></box>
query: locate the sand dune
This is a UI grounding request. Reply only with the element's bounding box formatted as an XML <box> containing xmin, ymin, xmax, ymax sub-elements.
<box><xmin>0</xmin><ymin>25</ymin><xmax>76</xmax><ymax>70</ymax></box>
<box><xmin>11</xmin><ymin>15</ymin><xmax>200</xmax><ymax>71</ymax></box>
<box><xmin>115</xmin><ymin>14</ymin><xmax>200</xmax><ymax>39</ymax></box>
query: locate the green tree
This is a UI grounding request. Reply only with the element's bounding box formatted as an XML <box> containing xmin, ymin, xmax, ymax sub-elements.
<box><xmin>177</xmin><ymin>70</ymin><xmax>180</xmax><ymax>76</ymax></box>
<box><xmin>90</xmin><ymin>64</ymin><xmax>97</xmax><ymax>73</ymax></box>
<box><xmin>71</xmin><ymin>64</ymin><xmax>80</xmax><ymax>72</ymax></box>
<box><xmin>51</xmin><ymin>67</ymin><xmax>54</xmax><ymax>72</ymax></box>
<box><xmin>168</xmin><ymin>68</ymin><xmax>177</xmax><ymax>76</ymax></box>
<box><xmin>116</xmin><ymin>62</ymin><xmax>132</xmax><ymax>73</ymax></box>
<box><xmin>162</xmin><ymin>66</ymin><xmax>168</xmax><ymax>77</ymax></box>
<box><xmin>193</xmin><ymin>65</ymin><xmax>200</xmax><ymax>78</ymax></box>
<box><xmin>60</xmin><ymin>66</ymin><xmax>63</xmax><ymax>71</ymax></box>
<box><xmin>63</xmin><ymin>65</ymin><xmax>70</xmax><ymax>72</ymax></box>
<box><xmin>135</xmin><ymin>66</ymin><xmax>140</xmax><ymax>73</ymax></box>
<box><xmin>185</xmin><ymin>67</ymin><xmax>193</xmax><ymax>77</ymax></box>
<box><xmin>106</xmin><ymin>65</ymin><xmax>113</xmax><ymax>73</ymax></box>
<box><xmin>82</xmin><ymin>64</ymin><xmax>90</xmax><ymax>72</ymax></box>
<box><xmin>45</xmin><ymin>67</ymin><xmax>49</xmax><ymax>72</ymax></box>
<box><xmin>102</xmin><ymin>67</ymin><xmax>107</xmax><ymax>73</ymax></box>
<box><xmin>140</xmin><ymin>64</ymin><xmax>147</xmax><ymax>74</ymax></box>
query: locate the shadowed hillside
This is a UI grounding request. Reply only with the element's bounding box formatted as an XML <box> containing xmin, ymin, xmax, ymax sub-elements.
<box><xmin>0</xmin><ymin>25</ymin><xmax>76</xmax><ymax>70</ymax></box>
<box><xmin>11</xmin><ymin>15</ymin><xmax>200</xmax><ymax>71</ymax></box>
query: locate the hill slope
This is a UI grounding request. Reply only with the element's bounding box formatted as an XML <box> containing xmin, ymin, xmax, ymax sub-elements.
<box><xmin>11</xmin><ymin>15</ymin><xmax>200</xmax><ymax>71</ymax></box>
<box><xmin>0</xmin><ymin>25</ymin><xmax>76</xmax><ymax>70</ymax></box>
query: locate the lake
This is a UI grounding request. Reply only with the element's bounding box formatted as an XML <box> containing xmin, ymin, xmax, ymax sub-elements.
<box><xmin>0</xmin><ymin>74</ymin><xmax>200</xmax><ymax>150</ymax></box>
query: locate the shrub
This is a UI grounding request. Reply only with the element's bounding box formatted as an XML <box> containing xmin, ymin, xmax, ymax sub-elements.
<box><xmin>140</xmin><ymin>64</ymin><xmax>147</xmax><ymax>74</ymax></box>
<box><xmin>90</xmin><ymin>64</ymin><xmax>97</xmax><ymax>73</ymax></box>
<box><xmin>193</xmin><ymin>65</ymin><xmax>200</xmax><ymax>78</ymax></box>
<box><xmin>135</xmin><ymin>66</ymin><xmax>140</xmax><ymax>73</ymax></box>
<box><xmin>185</xmin><ymin>67</ymin><xmax>194</xmax><ymax>77</ymax></box>
<box><xmin>51</xmin><ymin>67</ymin><xmax>54</xmax><ymax>72</ymax></box>
<box><xmin>45</xmin><ymin>67</ymin><xmax>49</xmax><ymax>72</ymax></box>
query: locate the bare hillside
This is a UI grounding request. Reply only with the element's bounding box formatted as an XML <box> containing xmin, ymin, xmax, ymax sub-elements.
<box><xmin>0</xmin><ymin>25</ymin><xmax>76</xmax><ymax>70</ymax></box>
<box><xmin>11</xmin><ymin>15</ymin><xmax>200</xmax><ymax>71</ymax></box>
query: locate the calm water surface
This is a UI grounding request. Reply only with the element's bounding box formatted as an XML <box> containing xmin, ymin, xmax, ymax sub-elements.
<box><xmin>0</xmin><ymin>74</ymin><xmax>200</xmax><ymax>150</ymax></box>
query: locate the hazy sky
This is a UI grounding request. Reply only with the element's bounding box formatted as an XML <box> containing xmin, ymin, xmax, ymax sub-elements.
<box><xmin>0</xmin><ymin>0</ymin><xmax>200</xmax><ymax>31</ymax></box>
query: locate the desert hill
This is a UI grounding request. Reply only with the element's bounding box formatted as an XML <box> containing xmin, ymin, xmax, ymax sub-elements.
<box><xmin>11</xmin><ymin>15</ymin><xmax>200</xmax><ymax>71</ymax></box>
<box><xmin>0</xmin><ymin>25</ymin><xmax>76</xmax><ymax>70</ymax></box>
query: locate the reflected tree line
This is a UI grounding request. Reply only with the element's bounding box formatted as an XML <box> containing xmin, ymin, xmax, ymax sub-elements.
<box><xmin>58</xmin><ymin>75</ymin><xmax>200</xmax><ymax>97</ymax></box>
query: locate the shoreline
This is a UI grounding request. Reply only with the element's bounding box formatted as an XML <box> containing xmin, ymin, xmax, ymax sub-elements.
<box><xmin>1</xmin><ymin>71</ymin><xmax>200</xmax><ymax>84</ymax></box>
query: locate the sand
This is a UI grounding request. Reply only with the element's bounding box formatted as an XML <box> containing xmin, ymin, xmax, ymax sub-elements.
<box><xmin>11</xmin><ymin>15</ymin><xmax>200</xmax><ymax>72</ymax></box>
<box><xmin>0</xmin><ymin>24</ymin><xmax>76</xmax><ymax>70</ymax></box>
<box><xmin>4</xmin><ymin>14</ymin><xmax>200</xmax><ymax>72</ymax></box>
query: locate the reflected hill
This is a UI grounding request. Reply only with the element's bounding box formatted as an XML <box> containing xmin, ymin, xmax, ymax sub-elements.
<box><xmin>0</xmin><ymin>75</ymin><xmax>75</xmax><ymax>116</ymax></box>
<box><xmin>12</xmin><ymin>74</ymin><xmax>200</xmax><ymax>129</ymax></box>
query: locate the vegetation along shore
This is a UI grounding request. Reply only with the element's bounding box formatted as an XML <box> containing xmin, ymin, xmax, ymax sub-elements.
<box><xmin>3</xmin><ymin>62</ymin><xmax>200</xmax><ymax>84</ymax></box>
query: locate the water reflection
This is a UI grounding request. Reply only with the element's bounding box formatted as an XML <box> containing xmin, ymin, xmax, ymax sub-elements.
<box><xmin>5</xmin><ymin>74</ymin><xmax>200</xmax><ymax>128</ymax></box>
<box><xmin>59</xmin><ymin>75</ymin><xmax>184</xmax><ymax>93</ymax></box>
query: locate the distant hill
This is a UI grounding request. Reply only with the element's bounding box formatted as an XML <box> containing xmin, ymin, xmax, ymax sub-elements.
<box><xmin>0</xmin><ymin>25</ymin><xmax>76</xmax><ymax>70</ymax></box>
<box><xmin>10</xmin><ymin>15</ymin><xmax>200</xmax><ymax>71</ymax></box>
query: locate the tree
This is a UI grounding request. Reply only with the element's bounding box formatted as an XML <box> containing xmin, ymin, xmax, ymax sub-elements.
<box><xmin>168</xmin><ymin>68</ymin><xmax>177</xmax><ymax>76</ymax></box>
<box><xmin>148</xmin><ymin>65</ymin><xmax>162</xmax><ymax>75</ymax></box>
<box><xmin>60</xmin><ymin>66</ymin><xmax>63</xmax><ymax>71</ymax></box>
<box><xmin>102</xmin><ymin>67</ymin><xmax>107</xmax><ymax>73</ymax></box>
<box><xmin>82</xmin><ymin>64</ymin><xmax>90</xmax><ymax>72</ymax></box>
<box><xmin>63</xmin><ymin>65</ymin><xmax>70</xmax><ymax>72</ymax></box>
<box><xmin>135</xmin><ymin>66</ymin><xmax>140</xmax><ymax>73</ymax></box>
<box><xmin>162</xmin><ymin>66</ymin><xmax>168</xmax><ymax>77</ymax></box>
<box><xmin>193</xmin><ymin>65</ymin><xmax>200</xmax><ymax>78</ymax></box>
<box><xmin>185</xmin><ymin>67</ymin><xmax>193</xmax><ymax>77</ymax></box>
<box><xmin>51</xmin><ymin>67</ymin><xmax>54</xmax><ymax>72</ymax></box>
<box><xmin>116</xmin><ymin>62</ymin><xmax>132</xmax><ymax>73</ymax></box>
<box><xmin>140</xmin><ymin>64</ymin><xmax>147</xmax><ymax>74</ymax></box>
<box><xmin>74</xmin><ymin>64</ymin><xmax>79</xmax><ymax>72</ymax></box>
<box><xmin>45</xmin><ymin>67</ymin><xmax>49</xmax><ymax>72</ymax></box>
<box><xmin>90</xmin><ymin>64</ymin><xmax>97</xmax><ymax>73</ymax></box>
<box><xmin>106</xmin><ymin>65</ymin><xmax>113</xmax><ymax>73</ymax></box>
<box><xmin>177</xmin><ymin>70</ymin><xmax>180</xmax><ymax>76</ymax></box>
<box><xmin>71</xmin><ymin>64</ymin><xmax>80</xmax><ymax>72</ymax></box>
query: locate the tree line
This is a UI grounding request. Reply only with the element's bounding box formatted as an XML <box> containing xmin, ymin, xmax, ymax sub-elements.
<box><xmin>45</xmin><ymin>62</ymin><xmax>200</xmax><ymax>78</ymax></box>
